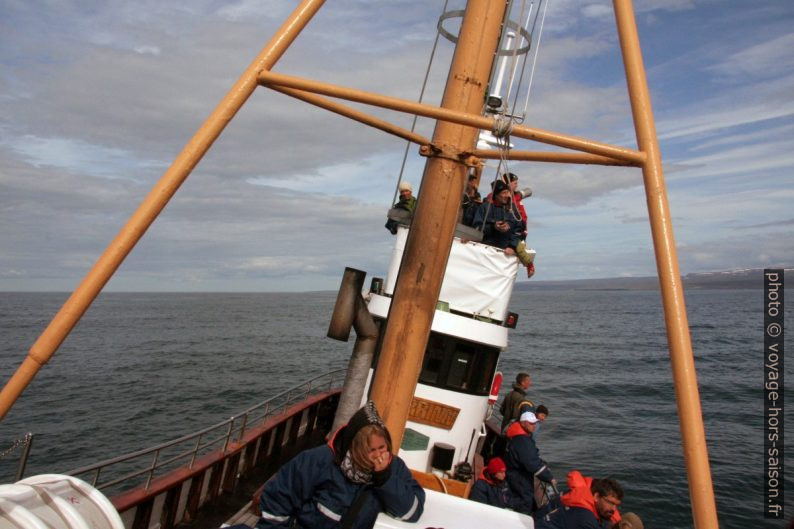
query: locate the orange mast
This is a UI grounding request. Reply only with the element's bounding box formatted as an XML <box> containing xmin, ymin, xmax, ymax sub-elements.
<box><xmin>368</xmin><ymin>0</ymin><xmax>509</xmax><ymax>449</ymax></box>
<box><xmin>614</xmin><ymin>1</ymin><xmax>719</xmax><ymax>526</ymax></box>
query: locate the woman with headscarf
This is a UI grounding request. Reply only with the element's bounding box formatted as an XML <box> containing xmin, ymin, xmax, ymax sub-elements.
<box><xmin>256</xmin><ymin>401</ymin><xmax>425</xmax><ymax>529</ymax></box>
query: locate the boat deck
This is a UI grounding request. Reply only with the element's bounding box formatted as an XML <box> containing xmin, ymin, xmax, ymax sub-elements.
<box><xmin>223</xmin><ymin>503</ymin><xmax>259</xmax><ymax>527</ymax></box>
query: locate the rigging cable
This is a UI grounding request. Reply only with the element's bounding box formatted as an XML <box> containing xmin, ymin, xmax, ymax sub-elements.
<box><xmin>502</xmin><ymin>0</ymin><xmax>532</xmax><ymax>113</ymax></box>
<box><xmin>391</xmin><ymin>0</ymin><xmax>451</xmax><ymax>208</ymax></box>
<box><xmin>518</xmin><ymin>0</ymin><xmax>550</xmax><ymax>121</ymax></box>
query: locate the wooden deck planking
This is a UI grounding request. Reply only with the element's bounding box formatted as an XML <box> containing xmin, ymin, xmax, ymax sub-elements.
<box><xmin>223</xmin><ymin>502</ymin><xmax>259</xmax><ymax>527</ymax></box>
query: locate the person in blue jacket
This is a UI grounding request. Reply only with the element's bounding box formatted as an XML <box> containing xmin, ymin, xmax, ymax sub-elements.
<box><xmin>472</xmin><ymin>180</ymin><xmax>525</xmax><ymax>252</ymax></box>
<box><xmin>504</xmin><ymin>411</ymin><xmax>555</xmax><ymax>515</ymax></box>
<box><xmin>469</xmin><ymin>457</ymin><xmax>514</xmax><ymax>509</ymax></box>
<box><xmin>256</xmin><ymin>401</ymin><xmax>425</xmax><ymax>529</ymax></box>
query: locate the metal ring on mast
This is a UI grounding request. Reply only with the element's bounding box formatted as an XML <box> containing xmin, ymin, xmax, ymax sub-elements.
<box><xmin>437</xmin><ymin>10</ymin><xmax>532</xmax><ymax>56</ymax></box>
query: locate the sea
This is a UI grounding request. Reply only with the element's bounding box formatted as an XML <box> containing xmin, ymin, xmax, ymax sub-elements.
<box><xmin>0</xmin><ymin>289</ymin><xmax>790</xmax><ymax>528</ymax></box>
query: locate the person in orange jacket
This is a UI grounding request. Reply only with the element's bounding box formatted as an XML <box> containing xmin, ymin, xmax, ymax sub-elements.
<box><xmin>536</xmin><ymin>470</ymin><xmax>623</xmax><ymax>529</ymax></box>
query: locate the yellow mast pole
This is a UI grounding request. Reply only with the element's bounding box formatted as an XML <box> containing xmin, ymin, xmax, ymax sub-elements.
<box><xmin>0</xmin><ymin>0</ymin><xmax>328</xmax><ymax>421</ymax></box>
<box><xmin>613</xmin><ymin>1</ymin><xmax>719</xmax><ymax>527</ymax></box>
<box><xmin>369</xmin><ymin>0</ymin><xmax>508</xmax><ymax>449</ymax></box>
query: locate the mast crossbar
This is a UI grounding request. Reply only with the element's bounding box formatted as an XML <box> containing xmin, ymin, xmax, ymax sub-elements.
<box><xmin>471</xmin><ymin>148</ymin><xmax>637</xmax><ymax>166</ymax></box>
<box><xmin>257</xmin><ymin>70</ymin><xmax>646</xmax><ymax>165</ymax></box>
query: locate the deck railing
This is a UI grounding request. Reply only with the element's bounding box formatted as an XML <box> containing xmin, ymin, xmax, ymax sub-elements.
<box><xmin>66</xmin><ymin>369</ymin><xmax>346</xmax><ymax>494</ymax></box>
<box><xmin>0</xmin><ymin>432</ymin><xmax>34</xmax><ymax>482</ymax></box>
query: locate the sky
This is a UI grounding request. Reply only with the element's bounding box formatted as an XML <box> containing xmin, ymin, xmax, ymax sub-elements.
<box><xmin>1</xmin><ymin>0</ymin><xmax>792</xmax><ymax>292</ymax></box>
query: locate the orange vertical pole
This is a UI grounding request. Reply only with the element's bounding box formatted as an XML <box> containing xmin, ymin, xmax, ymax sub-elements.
<box><xmin>0</xmin><ymin>0</ymin><xmax>328</xmax><ymax>421</ymax></box>
<box><xmin>369</xmin><ymin>0</ymin><xmax>508</xmax><ymax>449</ymax></box>
<box><xmin>613</xmin><ymin>1</ymin><xmax>719</xmax><ymax>527</ymax></box>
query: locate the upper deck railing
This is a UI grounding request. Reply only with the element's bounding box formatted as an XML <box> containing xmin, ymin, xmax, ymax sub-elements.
<box><xmin>65</xmin><ymin>369</ymin><xmax>346</xmax><ymax>495</ymax></box>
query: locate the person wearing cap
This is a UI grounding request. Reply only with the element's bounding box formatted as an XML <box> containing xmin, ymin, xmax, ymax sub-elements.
<box><xmin>472</xmin><ymin>179</ymin><xmax>524</xmax><ymax>250</ymax></box>
<box><xmin>504</xmin><ymin>411</ymin><xmax>555</xmax><ymax>515</ymax></box>
<box><xmin>385</xmin><ymin>181</ymin><xmax>417</xmax><ymax>234</ymax></box>
<box><xmin>469</xmin><ymin>457</ymin><xmax>515</xmax><ymax>509</ymax></box>
<box><xmin>256</xmin><ymin>401</ymin><xmax>424</xmax><ymax>528</ymax></box>
<box><xmin>473</xmin><ymin>180</ymin><xmax>536</xmax><ymax>277</ymax></box>
<box><xmin>500</xmin><ymin>172</ymin><xmax>532</xmax><ymax>230</ymax></box>
<box><xmin>501</xmin><ymin>173</ymin><xmax>536</xmax><ymax>278</ymax></box>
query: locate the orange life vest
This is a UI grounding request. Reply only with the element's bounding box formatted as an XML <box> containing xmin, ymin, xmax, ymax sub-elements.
<box><xmin>561</xmin><ymin>470</ymin><xmax>621</xmax><ymax>525</ymax></box>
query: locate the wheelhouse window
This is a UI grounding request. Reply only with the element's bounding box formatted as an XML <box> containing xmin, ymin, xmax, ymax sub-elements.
<box><xmin>418</xmin><ymin>332</ymin><xmax>499</xmax><ymax>395</ymax></box>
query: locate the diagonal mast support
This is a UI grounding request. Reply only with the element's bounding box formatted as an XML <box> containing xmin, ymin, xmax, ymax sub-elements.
<box><xmin>0</xmin><ymin>0</ymin><xmax>329</xmax><ymax>421</ymax></box>
<box><xmin>257</xmin><ymin>70</ymin><xmax>646</xmax><ymax>165</ymax></box>
<box><xmin>270</xmin><ymin>86</ymin><xmax>430</xmax><ymax>146</ymax></box>
<box><xmin>613</xmin><ymin>1</ymin><xmax>719</xmax><ymax>527</ymax></box>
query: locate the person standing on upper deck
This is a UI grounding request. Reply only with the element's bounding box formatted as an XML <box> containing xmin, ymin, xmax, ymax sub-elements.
<box><xmin>385</xmin><ymin>181</ymin><xmax>417</xmax><ymax>234</ymax></box>
<box><xmin>461</xmin><ymin>173</ymin><xmax>482</xmax><ymax>226</ymax></box>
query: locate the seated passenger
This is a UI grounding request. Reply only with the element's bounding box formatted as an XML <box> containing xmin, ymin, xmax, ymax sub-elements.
<box><xmin>461</xmin><ymin>173</ymin><xmax>482</xmax><ymax>226</ymax></box>
<box><xmin>472</xmin><ymin>180</ymin><xmax>524</xmax><ymax>250</ymax></box>
<box><xmin>473</xmin><ymin>180</ymin><xmax>536</xmax><ymax>277</ymax></box>
<box><xmin>469</xmin><ymin>457</ymin><xmax>515</xmax><ymax>509</ymax></box>
<box><xmin>256</xmin><ymin>401</ymin><xmax>425</xmax><ymax>528</ymax></box>
<box><xmin>502</xmin><ymin>173</ymin><xmax>536</xmax><ymax>277</ymax></box>
<box><xmin>385</xmin><ymin>181</ymin><xmax>417</xmax><ymax>234</ymax></box>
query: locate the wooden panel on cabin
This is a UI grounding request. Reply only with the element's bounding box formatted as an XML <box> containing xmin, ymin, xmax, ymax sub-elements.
<box><xmin>408</xmin><ymin>396</ymin><xmax>460</xmax><ymax>430</ymax></box>
<box><xmin>409</xmin><ymin>469</ymin><xmax>471</xmax><ymax>498</ymax></box>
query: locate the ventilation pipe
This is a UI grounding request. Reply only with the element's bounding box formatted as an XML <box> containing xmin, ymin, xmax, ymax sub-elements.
<box><xmin>327</xmin><ymin>267</ymin><xmax>380</xmax><ymax>433</ymax></box>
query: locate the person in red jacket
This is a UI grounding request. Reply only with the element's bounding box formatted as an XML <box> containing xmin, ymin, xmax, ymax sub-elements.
<box><xmin>469</xmin><ymin>457</ymin><xmax>515</xmax><ymax>509</ymax></box>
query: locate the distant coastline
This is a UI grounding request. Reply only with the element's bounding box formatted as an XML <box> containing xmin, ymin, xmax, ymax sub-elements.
<box><xmin>516</xmin><ymin>267</ymin><xmax>792</xmax><ymax>291</ymax></box>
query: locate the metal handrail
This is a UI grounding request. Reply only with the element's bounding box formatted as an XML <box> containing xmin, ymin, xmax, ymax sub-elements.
<box><xmin>66</xmin><ymin>369</ymin><xmax>346</xmax><ymax>492</ymax></box>
<box><xmin>0</xmin><ymin>432</ymin><xmax>34</xmax><ymax>482</ymax></box>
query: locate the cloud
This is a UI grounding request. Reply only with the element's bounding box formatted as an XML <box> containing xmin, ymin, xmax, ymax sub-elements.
<box><xmin>708</xmin><ymin>32</ymin><xmax>794</xmax><ymax>80</ymax></box>
<box><xmin>1</xmin><ymin>0</ymin><xmax>792</xmax><ymax>291</ymax></box>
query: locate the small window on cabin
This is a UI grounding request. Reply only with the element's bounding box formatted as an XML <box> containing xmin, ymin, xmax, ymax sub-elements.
<box><xmin>418</xmin><ymin>332</ymin><xmax>500</xmax><ymax>396</ymax></box>
<box><xmin>419</xmin><ymin>337</ymin><xmax>446</xmax><ymax>385</ymax></box>
<box><xmin>446</xmin><ymin>349</ymin><xmax>474</xmax><ymax>389</ymax></box>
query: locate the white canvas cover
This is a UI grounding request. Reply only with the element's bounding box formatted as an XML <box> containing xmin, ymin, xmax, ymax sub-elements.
<box><xmin>384</xmin><ymin>227</ymin><xmax>519</xmax><ymax>322</ymax></box>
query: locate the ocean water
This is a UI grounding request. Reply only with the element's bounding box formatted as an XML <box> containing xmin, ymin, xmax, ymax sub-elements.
<box><xmin>0</xmin><ymin>289</ymin><xmax>790</xmax><ymax>528</ymax></box>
